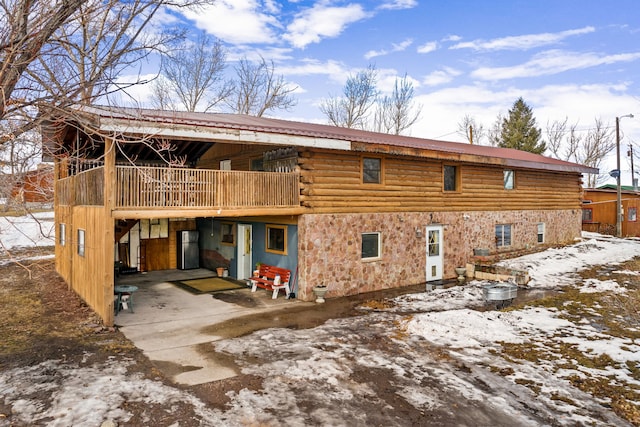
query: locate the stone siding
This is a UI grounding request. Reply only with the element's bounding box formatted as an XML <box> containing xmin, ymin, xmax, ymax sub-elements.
<box><xmin>297</xmin><ymin>209</ymin><xmax>581</xmax><ymax>301</ymax></box>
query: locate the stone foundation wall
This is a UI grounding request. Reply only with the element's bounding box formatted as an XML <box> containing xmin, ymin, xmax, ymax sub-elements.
<box><xmin>297</xmin><ymin>209</ymin><xmax>581</xmax><ymax>301</ymax></box>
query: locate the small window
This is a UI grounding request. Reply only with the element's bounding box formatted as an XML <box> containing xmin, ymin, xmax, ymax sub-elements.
<box><xmin>504</xmin><ymin>170</ymin><xmax>514</xmax><ymax>190</ymax></box>
<box><xmin>443</xmin><ymin>165</ymin><xmax>458</xmax><ymax>191</ymax></box>
<box><xmin>266</xmin><ymin>224</ymin><xmax>287</xmax><ymax>255</ymax></box>
<box><xmin>537</xmin><ymin>223</ymin><xmax>545</xmax><ymax>244</ymax></box>
<box><xmin>221</xmin><ymin>222</ymin><xmax>235</xmax><ymax>245</ymax></box>
<box><xmin>495</xmin><ymin>224</ymin><xmax>511</xmax><ymax>247</ymax></box>
<box><xmin>582</xmin><ymin>209</ymin><xmax>593</xmax><ymax>222</ymax></box>
<box><xmin>629</xmin><ymin>207</ymin><xmax>637</xmax><ymax>222</ymax></box>
<box><xmin>361</xmin><ymin>232</ymin><xmax>381</xmax><ymax>260</ymax></box>
<box><xmin>220</xmin><ymin>160</ymin><xmax>231</xmax><ymax>170</ymax></box>
<box><xmin>59</xmin><ymin>223</ymin><xmax>66</xmax><ymax>246</ymax></box>
<box><xmin>362</xmin><ymin>157</ymin><xmax>382</xmax><ymax>184</ymax></box>
<box><xmin>77</xmin><ymin>229</ymin><xmax>85</xmax><ymax>257</ymax></box>
<box><xmin>251</xmin><ymin>158</ymin><xmax>264</xmax><ymax>171</ymax></box>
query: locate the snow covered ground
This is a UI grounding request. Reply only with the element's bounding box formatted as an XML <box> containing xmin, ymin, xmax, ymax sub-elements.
<box><xmin>2</xmin><ymin>214</ymin><xmax>640</xmax><ymax>426</ymax></box>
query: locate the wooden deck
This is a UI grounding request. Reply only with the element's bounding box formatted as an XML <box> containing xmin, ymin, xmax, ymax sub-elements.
<box><xmin>57</xmin><ymin>165</ymin><xmax>302</xmax><ymax>216</ymax></box>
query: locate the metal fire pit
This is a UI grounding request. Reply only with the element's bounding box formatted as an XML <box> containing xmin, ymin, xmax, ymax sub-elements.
<box><xmin>483</xmin><ymin>282</ymin><xmax>518</xmax><ymax>308</ymax></box>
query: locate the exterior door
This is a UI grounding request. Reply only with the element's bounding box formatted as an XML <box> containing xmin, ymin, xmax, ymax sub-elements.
<box><xmin>426</xmin><ymin>225</ymin><xmax>443</xmax><ymax>282</ymax></box>
<box><xmin>237</xmin><ymin>224</ymin><xmax>253</xmax><ymax>280</ymax></box>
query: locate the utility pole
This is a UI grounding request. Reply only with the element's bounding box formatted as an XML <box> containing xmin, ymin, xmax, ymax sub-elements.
<box><xmin>629</xmin><ymin>144</ymin><xmax>637</xmax><ymax>190</ymax></box>
<box><xmin>469</xmin><ymin>125</ymin><xmax>473</xmax><ymax>144</ymax></box>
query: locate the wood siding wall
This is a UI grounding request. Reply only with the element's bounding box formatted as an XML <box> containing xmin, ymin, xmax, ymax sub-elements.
<box><xmin>299</xmin><ymin>149</ymin><xmax>584</xmax><ymax>213</ymax></box>
<box><xmin>582</xmin><ymin>190</ymin><xmax>640</xmax><ymax>237</ymax></box>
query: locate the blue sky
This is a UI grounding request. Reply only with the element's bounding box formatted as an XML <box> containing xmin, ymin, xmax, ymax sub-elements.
<box><xmin>126</xmin><ymin>0</ymin><xmax>640</xmax><ymax>182</ymax></box>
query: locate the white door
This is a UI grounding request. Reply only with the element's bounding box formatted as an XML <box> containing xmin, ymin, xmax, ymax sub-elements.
<box><xmin>426</xmin><ymin>225</ymin><xmax>443</xmax><ymax>282</ymax></box>
<box><xmin>237</xmin><ymin>224</ymin><xmax>253</xmax><ymax>280</ymax></box>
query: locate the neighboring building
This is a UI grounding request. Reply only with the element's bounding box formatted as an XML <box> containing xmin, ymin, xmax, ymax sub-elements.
<box><xmin>9</xmin><ymin>164</ymin><xmax>54</xmax><ymax>204</ymax></box>
<box><xmin>582</xmin><ymin>185</ymin><xmax>640</xmax><ymax>237</ymax></box>
<box><xmin>47</xmin><ymin>106</ymin><xmax>596</xmax><ymax>325</ymax></box>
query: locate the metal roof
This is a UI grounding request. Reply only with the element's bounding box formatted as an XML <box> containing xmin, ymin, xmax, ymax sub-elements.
<box><xmin>74</xmin><ymin>106</ymin><xmax>598</xmax><ymax>174</ymax></box>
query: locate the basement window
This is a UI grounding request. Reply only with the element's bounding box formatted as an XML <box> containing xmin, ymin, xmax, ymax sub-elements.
<box><xmin>266</xmin><ymin>224</ymin><xmax>287</xmax><ymax>255</ymax></box>
<box><xmin>361</xmin><ymin>232</ymin><xmax>381</xmax><ymax>261</ymax></box>
<box><xmin>537</xmin><ymin>223</ymin><xmax>545</xmax><ymax>244</ymax></box>
<box><xmin>495</xmin><ymin>224</ymin><xmax>511</xmax><ymax>247</ymax></box>
<box><xmin>221</xmin><ymin>222</ymin><xmax>235</xmax><ymax>245</ymax></box>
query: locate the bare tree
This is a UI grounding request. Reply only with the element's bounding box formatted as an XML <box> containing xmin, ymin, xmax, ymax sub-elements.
<box><xmin>228</xmin><ymin>56</ymin><xmax>297</xmax><ymax>117</ymax></box>
<box><xmin>487</xmin><ymin>113</ymin><xmax>503</xmax><ymax>147</ymax></box>
<box><xmin>152</xmin><ymin>33</ymin><xmax>231</xmax><ymax>112</ymax></box>
<box><xmin>546</xmin><ymin>117</ymin><xmax>615</xmax><ymax>187</ymax></box>
<box><xmin>320</xmin><ymin>65</ymin><xmax>378</xmax><ymax>129</ymax></box>
<box><xmin>373</xmin><ymin>74</ymin><xmax>421</xmax><ymax>135</ymax></box>
<box><xmin>457</xmin><ymin>114</ymin><xmax>485</xmax><ymax>144</ymax></box>
<box><xmin>1</xmin><ymin>0</ymin><xmax>206</xmax><ymax>148</ymax></box>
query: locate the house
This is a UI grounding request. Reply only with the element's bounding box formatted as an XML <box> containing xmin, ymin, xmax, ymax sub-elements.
<box><xmin>47</xmin><ymin>106</ymin><xmax>596</xmax><ymax>326</ymax></box>
<box><xmin>9</xmin><ymin>164</ymin><xmax>54</xmax><ymax>204</ymax></box>
<box><xmin>582</xmin><ymin>185</ymin><xmax>640</xmax><ymax>237</ymax></box>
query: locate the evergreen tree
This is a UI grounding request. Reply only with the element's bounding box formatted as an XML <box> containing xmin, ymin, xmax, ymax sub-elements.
<box><xmin>498</xmin><ymin>98</ymin><xmax>546</xmax><ymax>154</ymax></box>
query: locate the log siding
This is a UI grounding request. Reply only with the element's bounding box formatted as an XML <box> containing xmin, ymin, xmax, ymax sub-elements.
<box><xmin>299</xmin><ymin>149</ymin><xmax>583</xmax><ymax>213</ymax></box>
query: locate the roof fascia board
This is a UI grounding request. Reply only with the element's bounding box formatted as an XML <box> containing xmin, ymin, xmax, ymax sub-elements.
<box><xmin>98</xmin><ymin>119</ymin><xmax>351</xmax><ymax>150</ymax></box>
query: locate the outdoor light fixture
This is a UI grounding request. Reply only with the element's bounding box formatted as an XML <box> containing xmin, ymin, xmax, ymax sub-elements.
<box><xmin>616</xmin><ymin>114</ymin><xmax>634</xmax><ymax>237</ymax></box>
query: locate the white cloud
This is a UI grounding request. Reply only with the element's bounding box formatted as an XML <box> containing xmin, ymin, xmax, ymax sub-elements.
<box><xmin>442</xmin><ymin>34</ymin><xmax>462</xmax><ymax>42</ymax></box>
<box><xmin>378</xmin><ymin>0</ymin><xmax>418</xmax><ymax>10</ymax></box>
<box><xmin>278</xmin><ymin>59</ymin><xmax>349</xmax><ymax>84</ymax></box>
<box><xmin>283</xmin><ymin>4</ymin><xmax>370</xmax><ymax>49</ymax></box>
<box><xmin>181</xmin><ymin>0</ymin><xmax>280</xmax><ymax>45</ymax></box>
<box><xmin>408</xmin><ymin>81</ymin><xmax>640</xmax><ymax>151</ymax></box>
<box><xmin>417</xmin><ymin>41</ymin><xmax>438</xmax><ymax>54</ymax></box>
<box><xmin>364</xmin><ymin>38</ymin><xmax>413</xmax><ymax>59</ymax></box>
<box><xmin>471</xmin><ymin>49</ymin><xmax>640</xmax><ymax>80</ymax></box>
<box><xmin>451</xmin><ymin>26</ymin><xmax>595</xmax><ymax>51</ymax></box>
<box><xmin>422</xmin><ymin>67</ymin><xmax>462</xmax><ymax>86</ymax></box>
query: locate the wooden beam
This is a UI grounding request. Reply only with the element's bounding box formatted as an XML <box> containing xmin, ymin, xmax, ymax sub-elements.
<box><xmin>112</xmin><ymin>206</ymin><xmax>307</xmax><ymax>219</ymax></box>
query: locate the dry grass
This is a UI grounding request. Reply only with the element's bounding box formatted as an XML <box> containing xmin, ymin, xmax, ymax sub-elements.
<box><xmin>494</xmin><ymin>257</ymin><xmax>640</xmax><ymax>425</ymax></box>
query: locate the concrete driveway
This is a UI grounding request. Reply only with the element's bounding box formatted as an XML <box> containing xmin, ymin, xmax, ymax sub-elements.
<box><xmin>113</xmin><ymin>269</ymin><xmax>312</xmax><ymax>385</ymax></box>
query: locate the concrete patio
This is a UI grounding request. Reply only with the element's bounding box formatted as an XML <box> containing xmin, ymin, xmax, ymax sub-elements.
<box><xmin>113</xmin><ymin>269</ymin><xmax>311</xmax><ymax>385</ymax></box>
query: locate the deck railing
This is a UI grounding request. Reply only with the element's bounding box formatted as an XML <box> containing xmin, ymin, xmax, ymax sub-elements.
<box><xmin>115</xmin><ymin>166</ymin><xmax>300</xmax><ymax>209</ymax></box>
<box><xmin>56</xmin><ymin>167</ymin><xmax>105</xmax><ymax>206</ymax></box>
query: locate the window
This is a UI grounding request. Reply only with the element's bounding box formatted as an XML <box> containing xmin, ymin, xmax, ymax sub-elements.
<box><xmin>59</xmin><ymin>223</ymin><xmax>66</xmax><ymax>246</ymax></box>
<box><xmin>629</xmin><ymin>207</ymin><xmax>638</xmax><ymax>222</ymax></box>
<box><xmin>220</xmin><ymin>160</ymin><xmax>231</xmax><ymax>170</ymax></box>
<box><xmin>504</xmin><ymin>170</ymin><xmax>514</xmax><ymax>190</ymax></box>
<box><xmin>362</xmin><ymin>157</ymin><xmax>382</xmax><ymax>184</ymax></box>
<box><xmin>582</xmin><ymin>209</ymin><xmax>593</xmax><ymax>222</ymax></box>
<box><xmin>537</xmin><ymin>223</ymin><xmax>545</xmax><ymax>244</ymax></box>
<box><xmin>443</xmin><ymin>165</ymin><xmax>458</xmax><ymax>191</ymax></box>
<box><xmin>77</xmin><ymin>229</ymin><xmax>85</xmax><ymax>256</ymax></box>
<box><xmin>251</xmin><ymin>158</ymin><xmax>264</xmax><ymax>171</ymax></box>
<box><xmin>361</xmin><ymin>232</ymin><xmax>381</xmax><ymax>260</ymax></box>
<box><xmin>266</xmin><ymin>224</ymin><xmax>287</xmax><ymax>255</ymax></box>
<box><xmin>495</xmin><ymin>224</ymin><xmax>511</xmax><ymax>247</ymax></box>
<box><xmin>221</xmin><ymin>222</ymin><xmax>235</xmax><ymax>245</ymax></box>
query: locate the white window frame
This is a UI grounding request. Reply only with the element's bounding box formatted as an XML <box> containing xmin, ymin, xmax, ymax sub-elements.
<box><xmin>495</xmin><ymin>224</ymin><xmax>512</xmax><ymax>248</ymax></box>
<box><xmin>537</xmin><ymin>223</ymin><xmax>545</xmax><ymax>244</ymax></box>
<box><xmin>504</xmin><ymin>170</ymin><xmax>514</xmax><ymax>190</ymax></box>
<box><xmin>361</xmin><ymin>232</ymin><xmax>381</xmax><ymax>261</ymax></box>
